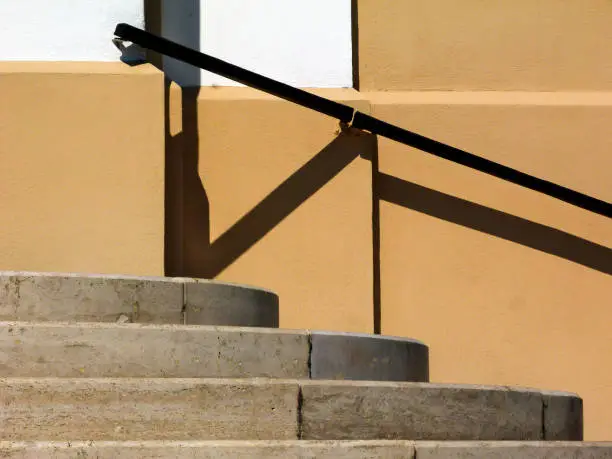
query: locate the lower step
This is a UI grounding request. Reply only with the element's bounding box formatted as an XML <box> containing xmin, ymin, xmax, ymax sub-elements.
<box><xmin>1</xmin><ymin>379</ymin><xmax>581</xmax><ymax>441</ymax></box>
<box><xmin>1</xmin><ymin>441</ymin><xmax>610</xmax><ymax>459</ymax></box>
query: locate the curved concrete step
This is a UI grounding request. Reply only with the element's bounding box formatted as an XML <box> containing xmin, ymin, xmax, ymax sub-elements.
<box><xmin>310</xmin><ymin>331</ymin><xmax>428</xmax><ymax>382</ymax></box>
<box><xmin>0</xmin><ymin>272</ymin><xmax>278</xmax><ymax>327</ymax></box>
<box><xmin>0</xmin><ymin>322</ymin><xmax>428</xmax><ymax>381</ymax></box>
<box><xmin>0</xmin><ymin>322</ymin><xmax>309</xmax><ymax>379</ymax></box>
<box><xmin>0</xmin><ymin>379</ymin><xmax>581</xmax><ymax>441</ymax></box>
<box><xmin>1</xmin><ymin>441</ymin><xmax>610</xmax><ymax>459</ymax></box>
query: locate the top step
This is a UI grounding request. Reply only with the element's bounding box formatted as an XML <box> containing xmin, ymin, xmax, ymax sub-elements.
<box><xmin>0</xmin><ymin>272</ymin><xmax>278</xmax><ymax>327</ymax></box>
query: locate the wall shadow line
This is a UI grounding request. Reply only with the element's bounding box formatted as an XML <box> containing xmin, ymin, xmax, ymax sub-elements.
<box><xmin>182</xmin><ymin>132</ymin><xmax>373</xmax><ymax>279</ymax></box>
<box><xmin>377</xmin><ymin>173</ymin><xmax>612</xmax><ymax>275</ymax></box>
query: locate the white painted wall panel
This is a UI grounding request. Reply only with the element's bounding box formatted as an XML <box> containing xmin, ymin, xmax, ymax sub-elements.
<box><xmin>163</xmin><ymin>0</ymin><xmax>353</xmax><ymax>88</ymax></box>
<box><xmin>0</xmin><ymin>0</ymin><xmax>144</xmax><ymax>61</ymax></box>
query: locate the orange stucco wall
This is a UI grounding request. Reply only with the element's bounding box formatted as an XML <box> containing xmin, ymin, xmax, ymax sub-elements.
<box><xmin>370</xmin><ymin>92</ymin><xmax>612</xmax><ymax>440</ymax></box>
<box><xmin>0</xmin><ymin>63</ymin><xmax>165</xmax><ymax>276</ymax></box>
<box><xmin>357</xmin><ymin>0</ymin><xmax>612</xmax><ymax>91</ymax></box>
<box><xmin>166</xmin><ymin>85</ymin><xmax>376</xmax><ymax>333</ymax></box>
<box><xmin>163</xmin><ymin>84</ymin><xmax>611</xmax><ymax>439</ymax></box>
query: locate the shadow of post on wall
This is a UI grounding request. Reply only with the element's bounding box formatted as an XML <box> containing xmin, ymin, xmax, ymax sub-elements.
<box><xmin>162</xmin><ymin>0</ymin><xmax>204</xmax><ymax>276</ymax></box>
<box><xmin>182</xmin><ymin>130</ymin><xmax>375</xmax><ymax>279</ymax></box>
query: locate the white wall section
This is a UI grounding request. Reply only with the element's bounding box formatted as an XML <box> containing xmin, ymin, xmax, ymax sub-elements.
<box><xmin>163</xmin><ymin>0</ymin><xmax>353</xmax><ymax>88</ymax></box>
<box><xmin>0</xmin><ymin>0</ymin><xmax>144</xmax><ymax>61</ymax></box>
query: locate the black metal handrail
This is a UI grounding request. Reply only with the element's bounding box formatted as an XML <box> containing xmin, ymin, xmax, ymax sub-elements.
<box><xmin>114</xmin><ymin>23</ymin><xmax>611</xmax><ymax>219</ymax></box>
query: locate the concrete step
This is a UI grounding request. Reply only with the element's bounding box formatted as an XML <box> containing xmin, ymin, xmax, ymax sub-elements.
<box><xmin>2</xmin><ymin>441</ymin><xmax>610</xmax><ymax>459</ymax></box>
<box><xmin>0</xmin><ymin>272</ymin><xmax>278</xmax><ymax>327</ymax></box>
<box><xmin>0</xmin><ymin>379</ymin><xmax>581</xmax><ymax>441</ymax></box>
<box><xmin>0</xmin><ymin>323</ymin><xmax>428</xmax><ymax>381</ymax></box>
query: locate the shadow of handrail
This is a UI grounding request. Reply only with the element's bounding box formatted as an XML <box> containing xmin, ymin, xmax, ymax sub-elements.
<box><xmin>378</xmin><ymin>173</ymin><xmax>612</xmax><ymax>276</ymax></box>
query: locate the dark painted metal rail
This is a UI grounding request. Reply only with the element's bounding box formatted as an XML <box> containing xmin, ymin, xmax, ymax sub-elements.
<box><xmin>114</xmin><ymin>23</ymin><xmax>611</xmax><ymax>219</ymax></box>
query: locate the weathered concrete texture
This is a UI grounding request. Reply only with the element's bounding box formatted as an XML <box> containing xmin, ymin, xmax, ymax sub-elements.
<box><xmin>310</xmin><ymin>332</ymin><xmax>429</xmax><ymax>382</ymax></box>
<box><xmin>0</xmin><ymin>272</ymin><xmax>279</xmax><ymax>327</ymax></box>
<box><xmin>300</xmin><ymin>381</ymin><xmax>543</xmax><ymax>441</ymax></box>
<box><xmin>0</xmin><ymin>379</ymin><xmax>588</xmax><ymax>442</ymax></box>
<box><xmin>0</xmin><ymin>441</ymin><xmax>415</xmax><ymax>458</ymax></box>
<box><xmin>184</xmin><ymin>280</ymin><xmax>279</xmax><ymax>327</ymax></box>
<box><xmin>0</xmin><ymin>273</ymin><xmax>183</xmax><ymax>324</ymax></box>
<box><xmin>415</xmin><ymin>442</ymin><xmax>612</xmax><ymax>459</ymax></box>
<box><xmin>3</xmin><ymin>442</ymin><xmax>611</xmax><ymax>459</ymax></box>
<box><xmin>0</xmin><ymin>322</ymin><xmax>429</xmax><ymax>382</ymax></box>
<box><xmin>0</xmin><ymin>378</ymin><xmax>298</xmax><ymax>441</ymax></box>
<box><xmin>542</xmin><ymin>390</ymin><xmax>584</xmax><ymax>441</ymax></box>
<box><xmin>0</xmin><ymin>323</ymin><xmax>309</xmax><ymax>378</ymax></box>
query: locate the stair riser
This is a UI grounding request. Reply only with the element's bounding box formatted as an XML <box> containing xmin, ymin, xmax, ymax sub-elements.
<box><xmin>302</xmin><ymin>383</ymin><xmax>546</xmax><ymax>441</ymax></box>
<box><xmin>2</xmin><ymin>442</ymin><xmax>610</xmax><ymax>459</ymax></box>
<box><xmin>0</xmin><ymin>273</ymin><xmax>278</xmax><ymax>327</ymax></box>
<box><xmin>0</xmin><ymin>324</ymin><xmax>309</xmax><ymax>379</ymax></box>
<box><xmin>1</xmin><ymin>379</ymin><xmax>299</xmax><ymax>442</ymax></box>
<box><xmin>0</xmin><ymin>324</ymin><xmax>429</xmax><ymax>382</ymax></box>
<box><xmin>416</xmin><ymin>444</ymin><xmax>612</xmax><ymax>459</ymax></box>
<box><xmin>0</xmin><ymin>380</ymin><xmax>582</xmax><ymax>441</ymax></box>
<box><xmin>0</xmin><ymin>441</ymin><xmax>417</xmax><ymax>459</ymax></box>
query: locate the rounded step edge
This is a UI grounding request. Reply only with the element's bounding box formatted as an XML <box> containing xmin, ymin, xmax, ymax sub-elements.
<box><xmin>310</xmin><ymin>331</ymin><xmax>429</xmax><ymax>382</ymax></box>
<box><xmin>0</xmin><ymin>379</ymin><xmax>583</xmax><ymax>442</ymax></box>
<box><xmin>0</xmin><ymin>272</ymin><xmax>278</xmax><ymax>328</ymax></box>
<box><xmin>0</xmin><ymin>322</ymin><xmax>429</xmax><ymax>382</ymax></box>
<box><xmin>2</xmin><ymin>441</ymin><xmax>611</xmax><ymax>459</ymax></box>
<box><xmin>183</xmin><ymin>279</ymin><xmax>279</xmax><ymax>328</ymax></box>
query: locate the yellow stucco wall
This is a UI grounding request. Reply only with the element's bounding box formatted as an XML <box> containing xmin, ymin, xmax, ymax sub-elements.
<box><xmin>167</xmin><ymin>85</ymin><xmax>376</xmax><ymax>332</ymax></box>
<box><xmin>164</xmin><ymin>83</ymin><xmax>612</xmax><ymax>439</ymax></box>
<box><xmin>370</xmin><ymin>92</ymin><xmax>612</xmax><ymax>440</ymax></box>
<box><xmin>355</xmin><ymin>2</ymin><xmax>612</xmax><ymax>440</ymax></box>
<box><xmin>357</xmin><ymin>0</ymin><xmax>612</xmax><ymax>91</ymax></box>
<box><xmin>0</xmin><ymin>63</ymin><xmax>165</xmax><ymax>276</ymax></box>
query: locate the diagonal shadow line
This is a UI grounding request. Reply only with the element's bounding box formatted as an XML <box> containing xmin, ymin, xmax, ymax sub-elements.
<box><xmin>377</xmin><ymin>173</ymin><xmax>612</xmax><ymax>275</ymax></box>
<box><xmin>199</xmin><ymin>132</ymin><xmax>375</xmax><ymax>278</ymax></box>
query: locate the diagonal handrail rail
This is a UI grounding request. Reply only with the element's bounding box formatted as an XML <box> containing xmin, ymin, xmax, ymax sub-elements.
<box><xmin>114</xmin><ymin>23</ymin><xmax>611</xmax><ymax>219</ymax></box>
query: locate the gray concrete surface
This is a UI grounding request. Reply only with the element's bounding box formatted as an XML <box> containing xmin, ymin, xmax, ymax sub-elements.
<box><xmin>300</xmin><ymin>381</ymin><xmax>543</xmax><ymax>440</ymax></box>
<box><xmin>310</xmin><ymin>331</ymin><xmax>429</xmax><ymax>382</ymax></box>
<box><xmin>0</xmin><ymin>323</ymin><xmax>309</xmax><ymax>378</ymax></box>
<box><xmin>0</xmin><ymin>272</ymin><xmax>183</xmax><ymax>324</ymax></box>
<box><xmin>542</xmin><ymin>390</ymin><xmax>584</xmax><ymax>440</ymax></box>
<box><xmin>0</xmin><ymin>272</ymin><xmax>279</xmax><ymax>327</ymax></box>
<box><xmin>2</xmin><ymin>441</ymin><xmax>611</xmax><ymax>459</ymax></box>
<box><xmin>0</xmin><ymin>378</ymin><xmax>298</xmax><ymax>441</ymax></box>
<box><xmin>0</xmin><ymin>379</ymin><xmax>587</xmax><ymax>442</ymax></box>
<box><xmin>184</xmin><ymin>280</ymin><xmax>279</xmax><ymax>327</ymax></box>
<box><xmin>415</xmin><ymin>442</ymin><xmax>612</xmax><ymax>459</ymax></box>
<box><xmin>0</xmin><ymin>321</ymin><xmax>430</xmax><ymax>382</ymax></box>
<box><xmin>0</xmin><ymin>441</ymin><xmax>415</xmax><ymax>458</ymax></box>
